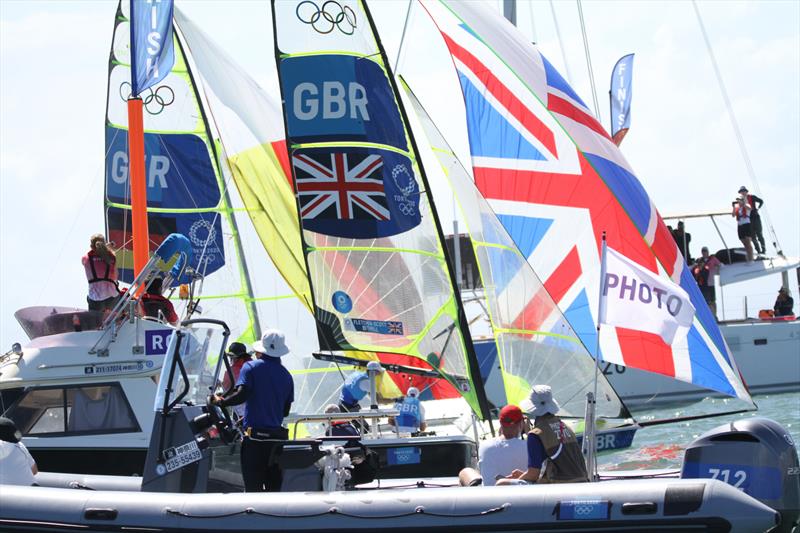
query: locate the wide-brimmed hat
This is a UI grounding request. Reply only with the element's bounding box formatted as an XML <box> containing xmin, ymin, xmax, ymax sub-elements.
<box><xmin>226</xmin><ymin>342</ymin><xmax>249</xmax><ymax>359</ymax></box>
<box><xmin>738</xmin><ymin>186</ymin><xmax>748</xmax><ymax>193</ymax></box>
<box><xmin>0</xmin><ymin>417</ymin><xmax>22</xmax><ymax>443</ymax></box>
<box><xmin>252</xmin><ymin>329</ymin><xmax>290</xmax><ymax>358</ymax></box>
<box><xmin>520</xmin><ymin>385</ymin><xmax>560</xmax><ymax>416</ymax></box>
<box><xmin>498</xmin><ymin>404</ymin><xmax>523</xmax><ymax>426</ymax></box>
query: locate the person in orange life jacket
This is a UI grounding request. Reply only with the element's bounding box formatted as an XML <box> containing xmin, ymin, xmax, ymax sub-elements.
<box><xmin>738</xmin><ymin>186</ymin><xmax>766</xmax><ymax>255</ymax></box>
<box><xmin>140</xmin><ymin>277</ymin><xmax>179</xmax><ymax>325</ymax></box>
<box><xmin>212</xmin><ymin>329</ymin><xmax>294</xmax><ymax>492</ymax></box>
<box><xmin>388</xmin><ymin>387</ymin><xmax>426</xmax><ymax>434</ymax></box>
<box><xmin>501</xmin><ymin>385</ymin><xmax>588</xmax><ymax>484</ymax></box>
<box><xmin>323</xmin><ymin>404</ymin><xmax>359</xmax><ymax>437</ymax></box>
<box><xmin>81</xmin><ymin>234</ymin><xmax>119</xmax><ymax>313</ymax></box>
<box><xmin>775</xmin><ymin>287</ymin><xmax>795</xmax><ymax>317</ymax></box>
<box><xmin>732</xmin><ymin>197</ymin><xmax>755</xmax><ymax>262</ymax></box>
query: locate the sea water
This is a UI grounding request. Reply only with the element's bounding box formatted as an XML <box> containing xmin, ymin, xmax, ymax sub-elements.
<box><xmin>600</xmin><ymin>391</ymin><xmax>800</xmax><ymax>470</ymax></box>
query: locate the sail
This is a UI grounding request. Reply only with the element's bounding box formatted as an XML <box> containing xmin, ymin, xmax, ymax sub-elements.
<box><xmin>423</xmin><ymin>0</ymin><xmax>751</xmax><ymax>404</ymax></box>
<box><xmin>105</xmin><ymin>2</ymin><xmax>266</xmax><ymax>342</ymax></box>
<box><xmin>271</xmin><ymin>0</ymin><xmax>490</xmax><ymax>418</ymax></box>
<box><xmin>403</xmin><ymin>80</ymin><xmax>627</xmax><ymax>419</ymax></box>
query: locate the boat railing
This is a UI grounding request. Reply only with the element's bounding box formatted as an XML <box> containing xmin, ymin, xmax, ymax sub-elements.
<box><xmin>286</xmin><ymin>409</ymin><xmax>401</xmax><ymax>439</ymax></box>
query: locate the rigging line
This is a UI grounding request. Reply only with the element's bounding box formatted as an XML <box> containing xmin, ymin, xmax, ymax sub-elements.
<box><xmin>528</xmin><ymin>0</ymin><xmax>538</xmax><ymax>44</ymax></box>
<box><xmin>548</xmin><ymin>0</ymin><xmax>574</xmax><ymax>86</ymax></box>
<box><xmin>576</xmin><ymin>0</ymin><xmax>601</xmax><ymax>120</ymax></box>
<box><xmin>393</xmin><ymin>0</ymin><xmax>414</xmax><ymax>72</ymax></box>
<box><xmin>691</xmin><ymin>0</ymin><xmax>783</xmax><ymax>256</ymax></box>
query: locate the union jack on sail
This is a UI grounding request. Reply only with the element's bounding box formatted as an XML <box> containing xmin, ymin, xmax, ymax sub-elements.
<box><xmin>423</xmin><ymin>0</ymin><xmax>751</xmax><ymax>403</ymax></box>
<box><xmin>294</xmin><ymin>151</ymin><xmax>388</xmax><ymax>221</ymax></box>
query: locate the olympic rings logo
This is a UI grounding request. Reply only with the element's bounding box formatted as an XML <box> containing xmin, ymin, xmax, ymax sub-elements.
<box><xmin>296</xmin><ymin>0</ymin><xmax>356</xmax><ymax>35</ymax></box>
<box><xmin>574</xmin><ymin>505</ymin><xmax>594</xmax><ymax>516</ymax></box>
<box><xmin>119</xmin><ymin>82</ymin><xmax>175</xmax><ymax>115</ymax></box>
<box><xmin>398</xmin><ymin>202</ymin><xmax>415</xmax><ymax>217</ymax></box>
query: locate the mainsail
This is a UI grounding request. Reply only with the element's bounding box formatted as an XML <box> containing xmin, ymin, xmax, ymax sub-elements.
<box><xmin>271</xmin><ymin>0</ymin><xmax>491</xmax><ymax>418</ymax></box>
<box><xmin>423</xmin><ymin>0</ymin><xmax>751</xmax><ymax>404</ymax></box>
<box><xmin>402</xmin><ymin>80</ymin><xmax>628</xmax><ymax>419</ymax></box>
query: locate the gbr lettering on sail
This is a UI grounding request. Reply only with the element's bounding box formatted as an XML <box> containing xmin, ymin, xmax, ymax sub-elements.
<box><xmin>293</xmin><ymin>81</ymin><xmax>369</xmax><ymax>121</ymax></box>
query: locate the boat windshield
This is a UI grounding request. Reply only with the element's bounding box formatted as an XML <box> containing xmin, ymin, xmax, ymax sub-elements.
<box><xmin>153</xmin><ymin>324</ymin><xmax>227</xmax><ymax>412</ymax></box>
<box><xmin>14</xmin><ymin>307</ymin><xmax>104</xmax><ymax>340</ymax></box>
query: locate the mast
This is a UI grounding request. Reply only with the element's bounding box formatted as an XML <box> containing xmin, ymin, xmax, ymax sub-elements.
<box><xmin>173</xmin><ymin>24</ymin><xmax>261</xmax><ymax>338</ymax></box>
<box><xmin>127</xmin><ymin>0</ymin><xmax>175</xmax><ymax>279</ymax></box>
<box><xmin>361</xmin><ymin>1</ymin><xmax>493</xmax><ymax>423</ymax></box>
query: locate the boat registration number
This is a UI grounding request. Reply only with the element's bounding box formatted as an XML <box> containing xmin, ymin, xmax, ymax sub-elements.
<box><xmin>163</xmin><ymin>440</ymin><xmax>202</xmax><ymax>472</ymax></box>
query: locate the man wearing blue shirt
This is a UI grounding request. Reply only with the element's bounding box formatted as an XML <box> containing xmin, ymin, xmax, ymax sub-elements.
<box><xmin>213</xmin><ymin>329</ymin><xmax>294</xmax><ymax>492</ymax></box>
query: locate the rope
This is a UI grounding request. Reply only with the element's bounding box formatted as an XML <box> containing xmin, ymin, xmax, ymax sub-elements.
<box><xmin>577</xmin><ymin>0</ymin><xmax>601</xmax><ymax>120</ymax></box>
<box><xmin>691</xmin><ymin>0</ymin><xmax>783</xmax><ymax>255</ymax></box>
<box><xmin>548</xmin><ymin>0</ymin><xmax>574</xmax><ymax>85</ymax></box>
<box><xmin>165</xmin><ymin>502</ymin><xmax>508</xmax><ymax>520</ymax></box>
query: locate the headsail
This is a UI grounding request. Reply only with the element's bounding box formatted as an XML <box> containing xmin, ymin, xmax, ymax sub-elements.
<box><xmin>271</xmin><ymin>0</ymin><xmax>491</xmax><ymax>418</ymax></box>
<box><xmin>402</xmin><ymin>79</ymin><xmax>628</xmax><ymax>419</ymax></box>
<box><xmin>423</xmin><ymin>0</ymin><xmax>751</xmax><ymax>404</ymax></box>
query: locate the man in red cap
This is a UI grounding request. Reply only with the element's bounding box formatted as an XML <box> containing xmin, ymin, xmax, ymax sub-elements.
<box><xmin>459</xmin><ymin>404</ymin><xmax>528</xmax><ymax>486</ymax></box>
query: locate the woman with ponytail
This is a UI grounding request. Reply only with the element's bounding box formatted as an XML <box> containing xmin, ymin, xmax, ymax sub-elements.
<box><xmin>81</xmin><ymin>233</ymin><xmax>119</xmax><ymax>312</ymax></box>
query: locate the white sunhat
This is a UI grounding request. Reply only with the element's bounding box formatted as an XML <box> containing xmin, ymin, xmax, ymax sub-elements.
<box><xmin>520</xmin><ymin>384</ymin><xmax>560</xmax><ymax>417</ymax></box>
<box><xmin>252</xmin><ymin>329</ymin><xmax>290</xmax><ymax>358</ymax></box>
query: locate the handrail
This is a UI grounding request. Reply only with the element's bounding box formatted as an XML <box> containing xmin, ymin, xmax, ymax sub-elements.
<box><xmin>286</xmin><ymin>409</ymin><xmax>401</xmax><ymax>439</ymax></box>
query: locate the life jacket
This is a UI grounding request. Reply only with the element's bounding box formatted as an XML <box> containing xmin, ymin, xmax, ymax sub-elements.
<box><xmin>85</xmin><ymin>250</ymin><xmax>119</xmax><ymax>291</ymax></box>
<box><xmin>394</xmin><ymin>396</ymin><xmax>422</xmax><ymax>431</ymax></box>
<box><xmin>530</xmin><ymin>414</ymin><xmax>588</xmax><ymax>484</ymax></box>
<box><xmin>141</xmin><ymin>293</ymin><xmax>173</xmax><ymax>321</ymax></box>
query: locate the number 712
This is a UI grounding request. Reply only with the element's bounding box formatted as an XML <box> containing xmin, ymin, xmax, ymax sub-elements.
<box><xmin>707</xmin><ymin>467</ymin><xmax>747</xmax><ymax>489</ymax></box>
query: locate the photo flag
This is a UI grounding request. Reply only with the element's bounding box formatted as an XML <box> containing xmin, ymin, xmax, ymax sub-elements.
<box><xmin>600</xmin><ymin>246</ymin><xmax>695</xmax><ymax>345</ymax></box>
<box><xmin>609</xmin><ymin>53</ymin><xmax>634</xmax><ymax>146</ymax></box>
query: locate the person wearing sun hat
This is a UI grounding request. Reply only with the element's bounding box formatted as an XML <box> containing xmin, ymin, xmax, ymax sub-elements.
<box><xmin>212</xmin><ymin>329</ymin><xmax>294</xmax><ymax>492</ymax></box>
<box><xmin>388</xmin><ymin>386</ymin><xmax>427</xmax><ymax>435</ymax></box>
<box><xmin>503</xmin><ymin>385</ymin><xmax>588</xmax><ymax>484</ymax></box>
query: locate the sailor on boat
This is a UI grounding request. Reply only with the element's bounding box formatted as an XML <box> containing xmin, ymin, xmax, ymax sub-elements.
<box><xmin>323</xmin><ymin>404</ymin><xmax>359</xmax><ymax>437</ymax></box>
<box><xmin>459</xmin><ymin>404</ymin><xmax>528</xmax><ymax>487</ymax></box>
<box><xmin>738</xmin><ymin>186</ymin><xmax>766</xmax><ymax>255</ymax></box>
<box><xmin>81</xmin><ymin>233</ymin><xmax>119</xmax><ymax>313</ymax></box>
<box><xmin>212</xmin><ymin>329</ymin><xmax>294</xmax><ymax>492</ymax></box>
<box><xmin>140</xmin><ymin>276</ymin><xmax>178</xmax><ymax>325</ymax></box>
<box><xmin>387</xmin><ymin>387</ymin><xmax>426</xmax><ymax>435</ymax></box>
<box><xmin>498</xmin><ymin>385</ymin><xmax>588</xmax><ymax>485</ymax></box>
<box><xmin>775</xmin><ymin>287</ymin><xmax>795</xmax><ymax>317</ymax></box>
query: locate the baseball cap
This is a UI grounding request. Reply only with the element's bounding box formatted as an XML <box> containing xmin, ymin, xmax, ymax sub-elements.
<box><xmin>498</xmin><ymin>404</ymin><xmax>523</xmax><ymax>426</ymax></box>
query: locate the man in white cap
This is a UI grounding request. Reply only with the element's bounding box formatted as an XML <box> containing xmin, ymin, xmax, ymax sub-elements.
<box><xmin>212</xmin><ymin>329</ymin><xmax>294</xmax><ymax>492</ymax></box>
<box><xmin>389</xmin><ymin>386</ymin><xmax>426</xmax><ymax>434</ymax></box>
<box><xmin>501</xmin><ymin>385</ymin><xmax>587</xmax><ymax>484</ymax></box>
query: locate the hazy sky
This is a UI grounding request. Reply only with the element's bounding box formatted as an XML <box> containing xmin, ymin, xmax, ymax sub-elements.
<box><xmin>1</xmin><ymin>0</ymin><xmax>798</xmax><ymax>348</ymax></box>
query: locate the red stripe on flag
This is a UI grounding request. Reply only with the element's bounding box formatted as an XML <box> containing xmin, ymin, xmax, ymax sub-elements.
<box><xmin>651</xmin><ymin>214</ymin><xmax>679</xmax><ymax>277</ymax></box>
<box><xmin>616</xmin><ymin>327</ymin><xmax>676</xmax><ymax>377</ymax></box>
<box><xmin>510</xmin><ymin>246</ymin><xmax>580</xmax><ymax>332</ymax></box>
<box><xmin>442</xmin><ymin>34</ymin><xmax>558</xmax><ymax>157</ymax></box>
<box><xmin>547</xmin><ymin>93</ymin><xmax>612</xmax><ymax>142</ymax></box>
<box><xmin>473</xmin><ymin>158</ymin><xmax>658</xmax><ymax>272</ymax></box>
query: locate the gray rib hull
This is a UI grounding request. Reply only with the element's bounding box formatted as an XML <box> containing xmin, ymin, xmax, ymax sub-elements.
<box><xmin>0</xmin><ymin>478</ymin><xmax>779</xmax><ymax>532</ymax></box>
